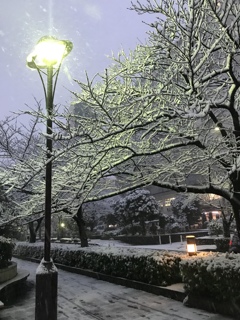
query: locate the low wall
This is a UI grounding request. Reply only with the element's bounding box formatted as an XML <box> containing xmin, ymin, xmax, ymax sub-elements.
<box><xmin>195</xmin><ymin>237</ymin><xmax>215</xmax><ymax>245</ymax></box>
<box><xmin>0</xmin><ymin>262</ymin><xmax>17</xmax><ymax>283</ymax></box>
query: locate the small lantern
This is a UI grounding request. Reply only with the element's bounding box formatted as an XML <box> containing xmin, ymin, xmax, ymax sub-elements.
<box><xmin>186</xmin><ymin>235</ymin><xmax>197</xmax><ymax>256</ymax></box>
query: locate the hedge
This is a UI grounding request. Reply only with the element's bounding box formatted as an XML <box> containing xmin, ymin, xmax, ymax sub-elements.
<box><xmin>0</xmin><ymin>236</ymin><xmax>15</xmax><ymax>268</ymax></box>
<box><xmin>13</xmin><ymin>243</ymin><xmax>182</xmax><ymax>286</ymax></box>
<box><xmin>180</xmin><ymin>252</ymin><xmax>240</xmax><ymax>303</ymax></box>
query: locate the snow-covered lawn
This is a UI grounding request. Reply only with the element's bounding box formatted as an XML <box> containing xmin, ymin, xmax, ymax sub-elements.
<box><xmin>88</xmin><ymin>238</ymin><xmax>217</xmax><ymax>254</ymax></box>
<box><xmin>90</xmin><ymin>238</ymin><xmax>216</xmax><ymax>252</ymax></box>
<box><xmin>17</xmin><ymin>238</ymin><xmax>216</xmax><ymax>255</ymax></box>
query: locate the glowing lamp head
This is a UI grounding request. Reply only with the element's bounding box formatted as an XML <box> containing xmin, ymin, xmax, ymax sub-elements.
<box><xmin>27</xmin><ymin>36</ymin><xmax>73</xmax><ymax>69</ymax></box>
<box><xmin>186</xmin><ymin>235</ymin><xmax>197</xmax><ymax>256</ymax></box>
<box><xmin>60</xmin><ymin>222</ymin><xmax>65</xmax><ymax>228</ymax></box>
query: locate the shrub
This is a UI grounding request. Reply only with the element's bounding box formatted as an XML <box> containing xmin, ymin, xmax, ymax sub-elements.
<box><xmin>121</xmin><ymin>225</ymin><xmax>142</xmax><ymax>235</ymax></box>
<box><xmin>214</xmin><ymin>237</ymin><xmax>230</xmax><ymax>253</ymax></box>
<box><xmin>180</xmin><ymin>252</ymin><xmax>240</xmax><ymax>303</ymax></box>
<box><xmin>0</xmin><ymin>236</ymin><xmax>15</xmax><ymax>268</ymax></box>
<box><xmin>207</xmin><ymin>220</ymin><xmax>223</xmax><ymax>236</ymax></box>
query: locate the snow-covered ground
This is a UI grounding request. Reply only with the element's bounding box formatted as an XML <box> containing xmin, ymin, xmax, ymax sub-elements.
<box><xmin>18</xmin><ymin>238</ymin><xmax>216</xmax><ymax>253</ymax></box>
<box><xmin>88</xmin><ymin>239</ymin><xmax>216</xmax><ymax>252</ymax></box>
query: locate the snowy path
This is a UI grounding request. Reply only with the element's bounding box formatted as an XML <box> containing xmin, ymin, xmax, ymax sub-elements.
<box><xmin>0</xmin><ymin>258</ymin><xmax>232</xmax><ymax>320</ymax></box>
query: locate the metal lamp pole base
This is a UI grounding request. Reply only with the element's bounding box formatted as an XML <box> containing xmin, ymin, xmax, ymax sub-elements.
<box><xmin>35</xmin><ymin>259</ymin><xmax>58</xmax><ymax>320</ymax></box>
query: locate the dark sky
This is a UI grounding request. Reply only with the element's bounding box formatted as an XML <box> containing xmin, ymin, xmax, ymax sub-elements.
<box><xmin>0</xmin><ymin>0</ymin><xmax>154</xmax><ymax>119</ymax></box>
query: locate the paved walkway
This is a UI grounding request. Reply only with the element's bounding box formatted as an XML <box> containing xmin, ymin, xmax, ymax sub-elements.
<box><xmin>0</xmin><ymin>258</ymin><xmax>233</xmax><ymax>320</ymax></box>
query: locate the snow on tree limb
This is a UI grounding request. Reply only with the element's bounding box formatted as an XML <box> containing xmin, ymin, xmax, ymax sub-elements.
<box><xmin>2</xmin><ymin>0</ymin><xmax>240</xmax><ymax>234</ymax></box>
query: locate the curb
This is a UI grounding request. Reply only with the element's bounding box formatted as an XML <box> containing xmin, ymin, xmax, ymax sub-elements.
<box><xmin>185</xmin><ymin>293</ymin><xmax>240</xmax><ymax>318</ymax></box>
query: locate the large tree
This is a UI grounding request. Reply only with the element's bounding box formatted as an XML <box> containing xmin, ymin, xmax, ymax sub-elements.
<box><xmin>0</xmin><ymin>111</ymin><xmax>124</xmax><ymax>245</ymax></box>
<box><xmin>64</xmin><ymin>0</ymin><xmax>240</xmax><ymax>236</ymax></box>
<box><xmin>4</xmin><ymin>0</ymin><xmax>240</xmax><ymax>241</ymax></box>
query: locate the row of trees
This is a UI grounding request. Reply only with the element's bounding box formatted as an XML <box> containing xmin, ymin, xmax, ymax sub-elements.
<box><xmin>111</xmin><ymin>190</ymin><xmax>203</xmax><ymax>236</ymax></box>
<box><xmin>1</xmin><ymin>0</ymin><xmax>240</xmax><ymax>243</ymax></box>
<box><xmin>112</xmin><ymin>190</ymin><xmax>233</xmax><ymax>236</ymax></box>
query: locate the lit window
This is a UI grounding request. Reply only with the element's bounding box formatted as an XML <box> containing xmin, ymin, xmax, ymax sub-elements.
<box><xmin>208</xmin><ymin>194</ymin><xmax>221</xmax><ymax>200</ymax></box>
<box><xmin>165</xmin><ymin>197</ymin><xmax>175</xmax><ymax>207</ymax></box>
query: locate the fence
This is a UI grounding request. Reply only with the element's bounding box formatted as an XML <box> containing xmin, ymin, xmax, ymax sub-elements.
<box><xmin>114</xmin><ymin>230</ymin><xmax>209</xmax><ymax>246</ymax></box>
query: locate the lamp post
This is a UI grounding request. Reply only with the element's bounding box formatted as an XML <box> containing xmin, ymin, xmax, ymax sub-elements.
<box><xmin>59</xmin><ymin>216</ymin><xmax>65</xmax><ymax>239</ymax></box>
<box><xmin>27</xmin><ymin>36</ymin><xmax>73</xmax><ymax>320</ymax></box>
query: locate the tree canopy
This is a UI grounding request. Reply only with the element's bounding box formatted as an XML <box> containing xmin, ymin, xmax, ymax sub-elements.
<box><xmin>2</xmin><ymin>0</ymin><xmax>240</xmax><ymax>235</ymax></box>
<box><xmin>113</xmin><ymin>189</ymin><xmax>160</xmax><ymax>235</ymax></box>
<box><xmin>65</xmin><ymin>0</ymin><xmax>240</xmax><ymax>232</ymax></box>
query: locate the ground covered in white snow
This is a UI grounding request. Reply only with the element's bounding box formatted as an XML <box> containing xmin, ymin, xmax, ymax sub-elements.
<box><xmin>18</xmin><ymin>238</ymin><xmax>216</xmax><ymax>254</ymax></box>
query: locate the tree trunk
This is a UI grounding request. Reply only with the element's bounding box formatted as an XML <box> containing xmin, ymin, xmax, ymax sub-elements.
<box><xmin>28</xmin><ymin>217</ymin><xmax>44</xmax><ymax>243</ymax></box>
<box><xmin>230</xmin><ymin>181</ymin><xmax>240</xmax><ymax>236</ymax></box>
<box><xmin>29</xmin><ymin>222</ymin><xmax>36</xmax><ymax>243</ymax></box>
<box><xmin>140</xmin><ymin>219</ymin><xmax>146</xmax><ymax>235</ymax></box>
<box><xmin>222</xmin><ymin>219</ymin><xmax>231</xmax><ymax>238</ymax></box>
<box><xmin>208</xmin><ymin>212</ymin><xmax>213</xmax><ymax>222</ymax></box>
<box><xmin>73</xmin><ymin>206</ymin><xmax>88</xmax><ymax>247</ymax></box>
<box><xmin>232</xmin><ymin>202</ymin><xmax>240</xmax><ymax>237</ymax></box>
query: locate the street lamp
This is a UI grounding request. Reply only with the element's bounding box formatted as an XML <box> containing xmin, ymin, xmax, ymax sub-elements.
<box><xmin>60</xmin><ymin>222</ymin><xmax>65</xmax><ymax>239</ymax></box>
<box><xmin>27</xmin><ymin>36</ymin><xmax>73</xmax><ymax>320</ymax></box>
